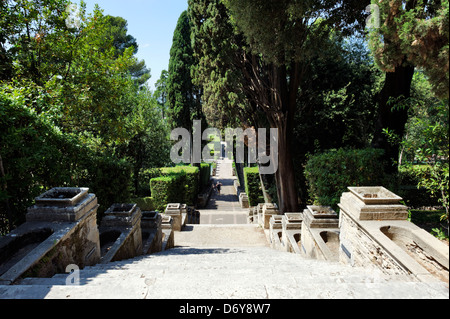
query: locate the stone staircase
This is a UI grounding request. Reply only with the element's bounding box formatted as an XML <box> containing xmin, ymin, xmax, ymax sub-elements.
<box><xmin>1</xmin><ymin>160</ymin><xmax>448</xmax><ymax>299</ymax></box>
<box><xmin>0</xmin><ymin>224</ymin><xmax>448</xmax><ymax>299</ymax></box>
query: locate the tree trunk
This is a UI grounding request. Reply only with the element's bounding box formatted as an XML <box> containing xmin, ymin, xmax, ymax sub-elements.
<box><xmin>274</xmin><ymin>122</ymin><xmax>299</xmax><ymax>213</ymax></box>
<box><xmin>372</xmin><ymin>59</ymin><xmax>415</xmax><ymax>174</ymax></box>
<box><xmin>0</xmin><ymin>152</ymin><xmax>13</xmax><ymax>232</ymax></box>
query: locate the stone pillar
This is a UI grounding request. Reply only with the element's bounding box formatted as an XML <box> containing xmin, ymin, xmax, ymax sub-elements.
<box><xmin>256</xmin><ymin>203</ymin><xmax>264</xmax><ymax>226</ymax></box>
<box><xmin>339</xmin><ymin>187</ymin><xmax>449</xmax><ymax>282</ymax></box>
<box><xmin>141</xmin><ymin>211</ymin><xmax>162</xmax><ymax>254</ymax></box>
<box><xmin>161</xmin><ymin>215</ymin><xmax>175</xmax><ymax>250</ymax></box>
<box><xmin>100</xmin><ymin>204</ymin><xmax>143</xmax><ymax>262</ymax></box>
<box><xmin>269</xmin><ymin>215</ymin><xmax>283</xmax><ymax>249</ymax></box>
<box><xmin>301</xmin><ymin>206</ymin><xmax>339</xmax><ymax>261</ymax></box>
<box><xmin>281</xmin><ymin>213</ymin><xmax>303</xmax><ymax>253</ymax></box>
<box><xmin>239</xmin><ymin>193</ymin><xmax>249</xmax><ymax>208</ymax></box>
<box><xmin>164</xmin><ymin>203</ymin><xmax>182</xmax><ymax>231</ymax></box>
<box><xmin>262</xmin><ymin>203</ymin><xmax>279</xmax><ymax>229</ymax></box>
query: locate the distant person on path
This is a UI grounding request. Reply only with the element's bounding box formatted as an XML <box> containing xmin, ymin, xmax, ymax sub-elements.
<box><xmin>216</xmin><ymin>181</ymin><xmax>222</xmax><ymax>195</ymax></box>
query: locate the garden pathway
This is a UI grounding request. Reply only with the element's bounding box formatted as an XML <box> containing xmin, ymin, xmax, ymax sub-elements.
<box><xmin>198</xmin><ymin>157</ymin><xmax>248</xmax><ymax>225</ymax></box>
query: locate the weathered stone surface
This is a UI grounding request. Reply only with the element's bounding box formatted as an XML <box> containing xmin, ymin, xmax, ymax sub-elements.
<box><xmin>141</xmin><ymin>211</ymin><xmax>163</xmax><ymax>255</ymax></box>
<box><xmin>239</xmin><ymin>193</ymin><xmax>249</xmax><ymax>208</ymax></box>
<box><xmin>262</xmin><ymin>203</ymin><xmax>279</xmax><ymax>229</ymax></box>
<box><xmin>300</xmin><ymin>207</ymin><xmax>340</xmax><ymax>261</ymax></box>
<box><xmin>338</xmin><ymin>188</ymin><xmax>449</xmax><ymax>283</ymax></box>
<box><xmin>99</xmin><ymin>204</ymin><xmax>143</xmax><ymax>263</ymax></box>
<box><xmin>282</xmin><ymin>213</ymin><xmax>303</xmax><ymax>230</ymax></box>
<box><xmin>303</xmin><ymin>207</ymin><xmax>338</xmax><ymax>229</ymax></box>
<box><xmin>164</xmin><ymin>203</ymin><xmax>182</xmax><ymax>231</ymax></box>
<box><xmin>101</xmin><ymin>204</ymin><xmax>142</xmax><ymax>228</ymax></box>
<box><xmin>339</xmin><ymin>191</ymin><xmax>409</xmax><ymax>221</ymax></box>
<box><xmin>0</xmin><ymin>193</ymin><xmax>101</xmax><ymax>284</ymax></box>
<box><xmin>27</xmin><ymin>189</ymin><xmax>97</xmax><ymax>223</ymax></box>
<box><xmin>348</xmin><ymin>186</ymin><xmax>403</xmax><ymax>205</ymax></box>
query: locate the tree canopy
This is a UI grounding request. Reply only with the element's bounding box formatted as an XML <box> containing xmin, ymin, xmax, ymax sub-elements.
<box><xmin>0</xmin><ymin>0</ymin><xmax>170</xmax><ymax>233</ymax></box>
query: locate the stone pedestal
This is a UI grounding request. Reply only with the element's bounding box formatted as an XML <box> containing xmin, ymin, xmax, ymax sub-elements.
<box><xmin>187</xmin><ymin>207</ymin><xmax>200</xmax><ymax>224</ymax></box>
<box><xmin>26</xmin><ymin>188</ymin><xmax>101</xmax><ymax>267</ymax></box>
<box><xmin>239</xmin><ymin>193</ymin><xmax>249</xmax><ymax>208</ymax></box>
<box><xmin>1</xmin><ymin>187</ymin><xmax>101</xmax><ymax>284</ymax></box>
<box><xmin>262</xmin><ymin>203</ymin><xmax>279</xmax><ymax>229</ymax></box>
<box><xmin>281</xmin><ymin>213</ymin><xmax>303</xmax><ymax>253</ymax></box>
<box><xmin>27</xmin><ymin>187</ymin><xmax>97</xmax><ymax>223</ymax></box>
<box><xmin>161</xmin><ymin>215</ymin><xmax>175</xmax><ymax>250</ymax></box>
<box><xmin>301</xmin><ymin>206</ymin><xmax>339</xmax><ymax>261</ymax></box>
<box><xmin>100</xmin><ymin>204</ymin><xmax>143</xmax><ymax>263</ymax></box>
<box><xmin>164</xmin><ymin>203</ymin><xmax>182</xmax><ymax>231</ymax></box>
<box><xmin>141</xmin><ymin>211</ymin><xmax>163</xmax><ymax>254</ymax></box>
<box><xmin>269</xmin><ymin>215</ymin><xmax>283</xmax><ymax>250</ymax></box>
<box><xmin>256</xmin><ymin>203</ymin><xmax>264</xmax><ymax>226</ymax></box>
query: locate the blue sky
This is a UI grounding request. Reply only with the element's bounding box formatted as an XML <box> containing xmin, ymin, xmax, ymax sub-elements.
<box><xmin>83</xmin><ymin>0</ymin><xmax>189</xmax><ymax>90</ymax></box>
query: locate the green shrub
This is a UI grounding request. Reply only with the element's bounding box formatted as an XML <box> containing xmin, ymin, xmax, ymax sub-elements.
<box><xmin>131</xmin><ymin>197</ymin><xmax>155</xmax><ymax>211</ymax></box>
<box><xmin>150</xmin><ymin>173</ymin><xmax>185</xmax><ymax>211</ymax></box>
<box><xmin>304</xmin><ymin>148</ymin><xmax>387</xmax><ymax>209</ymax></box>
<box><xmin>200</xmin><ymin>163</ymin><xmax>211</xmax><ymax>189</ymax></box>
<box><xmin>137</xmin><ymin>168</ymin><xmax>162</xmax><ymax>197</ymax></box>
<box><xmin>81</xmin><ymin>154</ymin><xmax>132</xmax><ymax>221</ymax></box>
<box><xmin>244</xmin><ymin>167</ymin><xmax>264</xmax><ymax>206</ymax></box>
<box><xmin>161</xmin><ymin>166</ymin><xmax>199</xmax><ymax>205</ymax></box>
<box><xmin>0</xmin><ymin>89</ymin><xmax>133</xmax><ymax>230</ymax></box>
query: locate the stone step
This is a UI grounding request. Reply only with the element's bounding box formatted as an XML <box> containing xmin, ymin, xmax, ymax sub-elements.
<box><xmin>2</xmin><ymin>223</ymin><xmax>449</xmax><ymax>299</ymax></box>
<box><xmin>17</xmin><ymin>266</ymin><xmax>396</xmax><ymax>286</ymax></box>
<box><xmin>15</xmin><ymin>245</ymin><xmax>425</xmax><ymax>289</ymax></box>
<box><xmin>3</xmin><ymin>280</ymin><xmax>447</xmax><ymax>300</ymax></box>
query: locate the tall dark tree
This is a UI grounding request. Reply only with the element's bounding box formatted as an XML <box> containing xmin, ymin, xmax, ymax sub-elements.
<box><xmin>222</xmin><ymin>0</ymin><xmax>350</xmax><ymax>213</ymax></box>
<box><xmin>190</xmin><ymin>0</ymin><xmax>373</xmax><ymax>213</ymax></box>
<box><xmin>189</xmin><ymin>0</ymin><xmax>255</xmax><ymax>130</ymax></box>
<box><xmin>167</xmin><ymin>10</ymin><xmax>202</xmax><ymax>131</ymax></box>
<box><xmin>154</xmin><ymin>70</ymin><xmax>169</xmax><ymax>119</ymax></box>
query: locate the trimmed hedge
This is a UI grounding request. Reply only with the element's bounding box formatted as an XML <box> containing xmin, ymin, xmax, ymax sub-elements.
<box><xmin>244</xmin><ymin>167</ymin><xmax>264</xmax><ymax>207</ymax></box>
<box><xmin>161</xmin><ymin>166</ymin><xmax>199</xmax><ymax>205</ymax></box>
<box><xmin>130</xmin><ymin>197</ymin><xmax>155</xmax><ymax>211</ymax></box>
<box><xmin>304</xmin><ymin>148</ymin><xmax>387</xmax><ymax>209</ymax></box>
<box><xmin>150</xmin><ymin>173</ymin><xmax>186</xmax><ymax>212</ymax></box>
<box><xmin>200</xmin><ymin>163</ymin><xmax>211</xmax><ymax>189</ymax></box>
<box><xmin>148</xmin><ymin>164</ymin><xmax>212</xmax><ymax>211</ymax></box>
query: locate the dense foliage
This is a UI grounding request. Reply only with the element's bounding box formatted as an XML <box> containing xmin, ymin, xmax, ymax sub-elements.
<box><xmin>0</xmin><ymin>0</ymin><xmax>171</xmax><ymax>234</ymax></box>
<box><xmin>243</xmin><ymin>167</ymin><xmax>264</xmax><ymax>207</ymax></box>
<box><xmin>304</xmin><ymin>148</ymin><xmax>387</xmax><ymax>209</ymax></box>
<box><xmin>150</xmin><ymin>173</ymin><xmax>186</xmax><ymax>212</ymax></box>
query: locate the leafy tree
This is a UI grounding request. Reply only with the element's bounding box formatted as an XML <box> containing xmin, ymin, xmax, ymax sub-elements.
<box><xmin>120</xmin><ymin>85</ymin><xmax>172</xmax><ymax>194</ymax></box>
<box><xmin>222</xmin><ymin>0</ymin><xmax>365</xmax><ymax>213</ymax></box>
<box><xmin>154</xmin><ymin>69</ymin><xmax>169</xmax><ymax>119</ymax></box>
<box><xmin>0</xmin><ymin>0</ymin><xmax>72</xmax><ymax>85</ymax></box>
<box><xmin>0</xmin><ymin>0</ymin><xmax>140</xmax><ymax>145</ymax></box>
<box><xmin>293</xmin><ymin>35</ymin><xmax>381</xmax><ymax>201</ymax></box>
<box><xmin>369</xmin><ymin>0</ymin><xmax>449</xmax><ymax>173</ymax></box>
<box><xmin>369</xmin><ymin>0</ymin><xmax>449</xmax><ymax>99</ymax></box>
<box><xmin>385</xmin><ymin>74</ymin><xmax>449</xmax><ymax>235</ymax></box>
<box><xmin>104</xmin><ymin>15</ymin><xmax>151</xmax><ymax>88</ymax></box>
<box><xmin>189</xmin><ymin>0</ymin><xmax>377</xmax><ymax>212</ymax></box>
<box><xmin>0</xmin><ymin>0</ymin><xmax>172</xmax><ymax>233</ymax></box>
